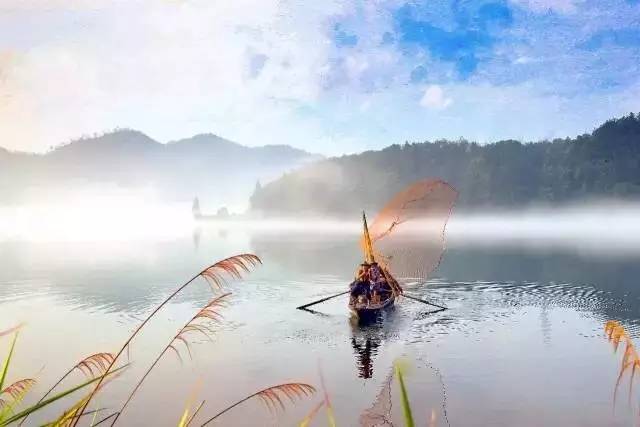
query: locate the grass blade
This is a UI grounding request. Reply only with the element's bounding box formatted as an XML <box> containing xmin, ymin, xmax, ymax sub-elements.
<box><xmin>19</xmin><ymin>352</ymin><xmax>115</xmax><ymax>427</ymax></box>
<box><xmin>394</xmin><ymin>361</ymin><xmax>414</xmax><ymax>427</ymax></box>
<box><xmin>177</xmin><ymin>380</ymin><xmax>203</xmax><ymax>427</ymax></box>
<box><xmin>0</xmin><ymin>332</ymin><xmax>18</xmax><ymax>392</ymax></box>
<box><xmin>297</xmin><ymin>401</ymin><xmax>323</xmax><ymax>427</ymax></box>
<box><xmin>0</xmin><ymin>365</ymin><xmax>127</xmax><ymax>426</ymax></box>
<box><xmin>185</xmin><ymin>401</ymin><xmax>205</xmax><ymax>427</ymax></box>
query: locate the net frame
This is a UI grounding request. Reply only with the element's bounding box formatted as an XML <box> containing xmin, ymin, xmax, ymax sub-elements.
<box><xmin>360</xmin><ymin>179</ymin><xmax>458</xmax><ymax>286</ymax></box>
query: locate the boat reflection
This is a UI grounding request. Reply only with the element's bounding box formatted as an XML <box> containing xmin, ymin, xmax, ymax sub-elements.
<box><xmin>351</xmin><ymin>335</ymin><xmax>381</xmax><ymax>378</ymax></box>
<box><xmin>350</xmin><ymin>319</ymin><xmax>384</xmax><ymax>379</ymax></box>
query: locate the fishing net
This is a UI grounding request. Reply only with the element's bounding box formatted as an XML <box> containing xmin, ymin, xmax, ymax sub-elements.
<box><xmin>358</xmin><ymin>369</ymin><xmax>394</xmax><ymax>426</ymax></box>
<box><xmin>362</xmin><ymin>179</ymin><xmax>458</xmax><ymax>284</ymax></box>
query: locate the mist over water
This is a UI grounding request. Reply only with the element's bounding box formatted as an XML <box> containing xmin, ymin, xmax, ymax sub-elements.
<box><xmin>0</xmin><ymin>193</ymin><xmax>193</xmax><ymax>241</ymax></box>
<box><xmin>2</xmin><ymin>199</ymin><xmax>640</xmax><ymax>256</ymax></box>
<box><xmin>446</xmin><ymin>201</ymin><xmax>640</xmax><ymax>256</ymax></box>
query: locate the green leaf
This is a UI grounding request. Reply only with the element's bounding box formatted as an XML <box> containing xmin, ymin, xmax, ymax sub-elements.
<box><xmin>394</xmin><ymin>361</ymin><xmax>414</xmax><ymax>427</ymax></box>
<box><xmin>0</xmin><ymin>332</ymin><xmax>18</xmax><ymax>392</ymax></box>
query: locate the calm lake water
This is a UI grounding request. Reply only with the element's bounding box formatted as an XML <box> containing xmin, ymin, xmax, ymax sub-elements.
<box><xmin>2</xmin><ymin>220</ymin><xmax>640</xmax><ymax>426</ymax></box>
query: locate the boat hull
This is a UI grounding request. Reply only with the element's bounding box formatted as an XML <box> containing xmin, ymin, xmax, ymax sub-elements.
<box><xmin>349</xmin><ymin>295</ymin><xmax>395</xmax><ymax>322</ymax></box>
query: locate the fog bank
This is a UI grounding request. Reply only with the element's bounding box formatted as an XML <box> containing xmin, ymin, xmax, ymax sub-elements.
<box><xmin>1</xmin><ymin>200</ymin><xmax>639</xmax><ymax>257</ymax></box>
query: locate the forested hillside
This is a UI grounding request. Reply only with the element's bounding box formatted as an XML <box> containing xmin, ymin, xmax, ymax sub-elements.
<box><xmin>250</xmin><ymin>114</ymin><xmax>640</xmax><ymax>216</ymax></box>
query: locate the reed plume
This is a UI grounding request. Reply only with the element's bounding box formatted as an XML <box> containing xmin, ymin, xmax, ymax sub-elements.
<box><xmin>76</xmin><ymin>354</ymin><xmax>116</xmax><ymax>379</ymax></box>
<box><xmin>1</xmin><ymin>379</ymin><xmax>36</xmax><ymax>401</ymax></box>
<box><xmin>168</xmin><ymin>294</ymin><xmax>230</xmax><ymax>363</ymax></box>
<box><xmin>0</xmin><ymin>324</ymin><xmax>24</xmax><ymax>339</ymax></box>
<box><xmin>112</xmin><ymin>293</ymin><xmax>232</xmax><ymax>425</ymax></box>
<box><xmin>604</xmin><ymin>320</ymin><xmax>640</xmax><ymax>406</ymax></box>
<box><xmin>0</xmin><ymin>378</ymin><xmax>36</xmax><ymax>418</ymax></box>
<box><xmin>18</xmin><ymin>353</ymin><xmax>115</xmax><ymax>427</ymax></box>
<box><xmin>200</xmin><ymin>254</ymin><xmax>261</xmax><ymax>291</ymax></box>
<box><xmin>45</xmin><ymin>365</ymin><xmax>126</xmax><ymax>427</ymax></box>
<box><xmin>200</xmin><ymin>383</ymin><xmax>316</xmax><ymax>425</ymax></box>
<box><xmin>72</xmin><ymin>254</ymin><xmax>261</xmax><ymax>426</ymax></box>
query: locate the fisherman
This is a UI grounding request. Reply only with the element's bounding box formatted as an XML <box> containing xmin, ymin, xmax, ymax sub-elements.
<box><xmin>369</xmin><ymin>262</ymin><xmax>382</xmax><ymax>283</ymax></box>
<box><xmin>369</xmin><ymin>262</ymin><xmax>388</xmax><ymax>303</ymax></box>
<box><xmin>350</xmin><ymin>263</ymin><xmax>371</xmax><ymax>304</ymax></box>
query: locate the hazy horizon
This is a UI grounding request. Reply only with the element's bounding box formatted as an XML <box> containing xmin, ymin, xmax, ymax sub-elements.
<box><xmin>0</xmin><ymin>114</ymin><xmax>626</xmax><ymax>156</ymax></box>
<box><xmin>2</xmin><ymin>198</ymin><xmax>639</xmax><ymax>259</ymax></box>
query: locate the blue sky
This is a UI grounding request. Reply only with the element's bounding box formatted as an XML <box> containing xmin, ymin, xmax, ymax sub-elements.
<box><xmin>0</xmin><ymin>0</ymin><xmax>639</xmax><ymax>154</ymax></box>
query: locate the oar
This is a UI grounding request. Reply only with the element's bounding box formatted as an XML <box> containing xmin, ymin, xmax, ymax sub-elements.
<box><xmin>403</xmin><ymin>294</ymin><xmax>448</xmax><ymax>311</ymax></box>
<box><xmin>296</xmin><ymin>291</ymin><xmax>350</xmax><ymax>310</ymax></box>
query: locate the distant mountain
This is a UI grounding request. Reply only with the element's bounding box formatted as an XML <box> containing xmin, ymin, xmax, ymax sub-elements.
<box><xmin>250</xmin><ymin>113</ymin><xmax>640</xmax><ymax>216</ymax></box>
<box><xmin>0</xmin><ymin>130</ymin><xmax>322</xmax><ymax>210</ymax></box>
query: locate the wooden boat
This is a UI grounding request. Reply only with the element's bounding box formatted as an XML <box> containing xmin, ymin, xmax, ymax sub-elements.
<box><xmin>348</xmin><ymin>212</ymin><xmax>403</xmax><ymax>322</ymax></box>
<box><xmin>349</xmin><ymin>292</ymin><xmax>395</xmax><ymax>322</ymax></box>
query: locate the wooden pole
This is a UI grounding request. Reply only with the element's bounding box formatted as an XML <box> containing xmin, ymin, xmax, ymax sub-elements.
<box><xmin>362</xmin><ymin>211</ymin><xmax>375</xmax><ymax>264</ymax></box>
<box><xmin>403</xmin><ymin>294</ymin><xmax>447</xmax><ymax>311</ymax></box>
<box><xmin>296</xmin><ymin>291</ymin><xmax>350</xmax><ymax>310</ymax></box>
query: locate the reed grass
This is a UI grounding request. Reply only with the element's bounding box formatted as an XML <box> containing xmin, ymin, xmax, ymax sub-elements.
<box><xmin>3</xmin><ymin>253</ymin><xmax>315</xmax><ymax>426</ymax></box>
<box><xmin>200</xmin><ymin>383</ymin><xmax>316</xmax><ymax>426</ymax></box>
<box><xmin>0</xmin><ymin>328</ymin><xmax>127</xmax><ymax>427</ymax></box>
<box><xmin>318</xmin><ymin>366</ymin><xmax>336</xmax><ymax>427</ymax></box>
<box><xmin>112</xmin><ymin>293</ymin><xmax>232</xmax><ymax>424</ymax></box>
<box><xmin>604</xmin><ymin>320</ymin><xmax>640</xmax><ymax>406</ymax></box>
<box><xmin>83</xmin><ymin>252</ymin><xmax>311</xmax><ymax>426</ymax></box>
<box><xmin>18</xmin><ymin>353</ymin><xmax>116</xmax><ymax>427</ymax></box>
<box><xmin>72</xmin><ymin>254</ymin><xmax>262</xmax><ymax>426</ymax></box>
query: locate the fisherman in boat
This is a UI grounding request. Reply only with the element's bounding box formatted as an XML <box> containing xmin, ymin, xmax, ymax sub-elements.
<box><xmin>369</xmin><ymin>262</ymin><xmax>392</xmax><ymax>303</ymax></box>
<box><xmin>350</xmin><ymin>263</ymin><xmax>371</xmax><ymax>304</ymax></box>
<box><xmin>369</xmin><ymin>263</ymin><xmax>382</xmax><ymax>304</ymax></box>
<box><xmin>369</xmin><ymin>262</ymin><xmax>381</xmax><ymax>283</ymax></box>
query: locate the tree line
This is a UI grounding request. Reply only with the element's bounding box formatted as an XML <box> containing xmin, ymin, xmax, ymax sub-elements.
<box><xmin>250</xmin><ymin>113</ymin><xmax>640</xmax><ymax>216</ymax></box>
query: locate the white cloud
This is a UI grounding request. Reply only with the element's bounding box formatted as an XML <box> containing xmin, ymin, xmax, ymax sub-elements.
<box><xmin>419</xmin><ymin>85</ymin><xmax>453</xmax><ymax>110</ymax></box>
<box><xmin>514</xmin><ymin>56</ymin><xmax>538</xmax><ymax>65</ymax></box>
<box><xmin>0</xmin><ymin>0</ymin><xmax>350</xmax><ymax>152</ymax></box>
